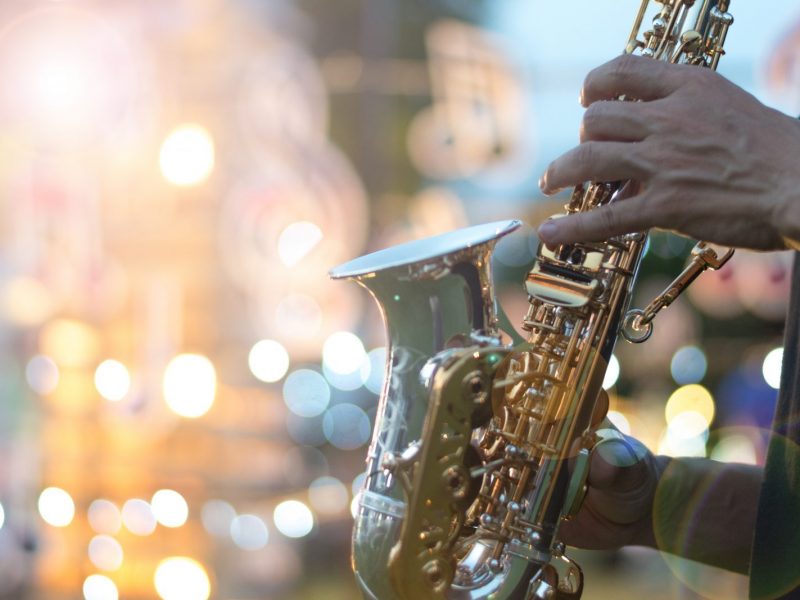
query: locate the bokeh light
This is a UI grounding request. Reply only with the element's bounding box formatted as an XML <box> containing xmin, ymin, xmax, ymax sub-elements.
<box><xmin>38</xmin><ymin>487</ymin><xmax>75</xmax><ymax>527</ymax></box>
<box><xmin>88</xmin><ymin>499</ymin><xmax>122</xmax><ymax>535</ymax></box>
<box><xmin>283</xmin><ymin>369</ymin><xmax>330</xmax><ymax>417</ymax></box>
<box><xmin>201</xmin><ymin>500</ymin><xmax>237</xmax><ymax>539</ymax></box>
<box><xmin>602</xmin><ymin>355</ymin><xmax>620</xmax><ymax>390</ymax></box>
<box><xmin>159</xmin><ymin>125</ymin><xmax>215</xmax><ymax>187</ymax></box>
<box><xmin>151</xmin><ymin>489</ymin><xmax>189</xmax><ymax>528</ymax></box>
<box><xmin>88</xmin><ymin>535</ymin><xmax>124</xmax><ymax>571</ymax></box>
<box><xmin>1</xmin><ymin>277</ymin><xmax>54</xmax><ymax>326</ymax></box>
<box><xmin>322</xmin><ymin>403</ymin><xmax>371</xmax><ymax>450</ymax></box>
<box><xmin>163</xmin><ymin>354</ymin><xmax>217</xmax><ymax>418</ymax></box>
<box><xmin>94</xmin><ymin>359</ymin><xmax>131</xmax><ymax>402</ymax></box>
<box><xmin>670</xmin><ymin>345</ymin><xmax>708</xmax><ymax>385</ymax></box>
<box><xmin>362</xmin><ymin>348</ymin><xmax>387</xmax><ymax>394</ymax></box>
<box><xmin>248</xmin><ymin>340</ymin><xmax>290</xmax><ymax>383</ymax></box>
<box><xmin>763</xmin><ymin>347</ymin><xmax>784</xmax><ymax>390</ymax></box>
<box><xmin>606</xmin><ymin>410</ymin><xmax>632</xmax><ymax>436</ymax></box>
<box><xmin>665</xmin><ymin>384</ymin><xmax>715</xmax><ymax>429</ymax></box>
<box><xmin>0</xmin><ymin>502</ymin><xmax>5</xmax><ymax>530</ymax></box>
<box><xmin>154</xmin><ymin>557</ymin><xmax>211</xmax><ymax>600</ymax></box>
<box><xmin>121</xmin><ymin>499</ymin><xmax>157</xmax><ymax>536</ymax></box>
<box><xmin>25</xmin><ymin>354</ymin><xmax>60</xmax><ymax>395</ymax></box>
<box><xmin>83</xmin><ymin>574</ymin><xmax>119</xmax><ymax>600</ymax></box>
<box><xmin>273</xmin><ymin>500</ymin><xmax>314</xmax><ymax>538</ymax></box>
<box><xmin>711</xmin><ymin>434</ymin><xmax>758</xmax><ymax>465</ymax></box>
<box><xmin>278</xmin><ymin>221</ymin><xmax>323</xmax><ymax>267</ymax></box>
<box><xmin>230</xmin><ymin>514</ymin><xmax>269</xmax><ymax>550</ymax></box>
<box><xmin>322</xmin><ymin>332</ymin><xmax>366</xmax><ymax>375</ymax></box>
<box><xmin>39</xmin><ymin>319</ymin><xmax>99</xmax><ymax>368</ymax></box>
<box><xmin>308</xmin><ymin>476</ymin><xmax>349</xmax><ymax>515</ymax></box>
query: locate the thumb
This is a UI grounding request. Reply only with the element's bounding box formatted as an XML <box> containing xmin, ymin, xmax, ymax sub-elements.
<box><xmin>587</xmin><ymin>434</ymin><xmax>651</xmax><ymax>493</ymax></box>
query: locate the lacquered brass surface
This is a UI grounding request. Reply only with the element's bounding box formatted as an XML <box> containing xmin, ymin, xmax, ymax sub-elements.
<box><xmin>333</xmin><ymin>2</ymin><xmax>736</xmax><ymax>599</ymax></box>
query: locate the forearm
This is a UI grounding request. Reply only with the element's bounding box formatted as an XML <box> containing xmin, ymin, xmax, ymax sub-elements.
<box><xmin>637</xmin><ymin>457</ymin><xmax>763</xmax><ymax>575</ymax></box>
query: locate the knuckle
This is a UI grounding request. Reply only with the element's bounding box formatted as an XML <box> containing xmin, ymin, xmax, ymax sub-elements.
<box><xmin>576</xmin><ymin>141</ymin><xmax>597</xmax><ymax>167</ymax></box>
<box><xmin>581</xmin><ymin>103</ymin><xmax>605</xmax><ymax>136</ymax></box>
<box><xmin>611</xmin><ymin>55</ymin><xmax>637</xmax><ymax>86</ymax></box>
<box><xmin>599</xmin><ymin>206</ymin><xmax>620</xmax><ymax>234</ymax></box>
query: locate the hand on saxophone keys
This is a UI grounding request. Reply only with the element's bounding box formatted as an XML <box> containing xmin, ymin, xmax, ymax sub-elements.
<box><xmin>536</xmin><ymin>55</ymin><xmax>800</xmax><ymax>252</ymax></box>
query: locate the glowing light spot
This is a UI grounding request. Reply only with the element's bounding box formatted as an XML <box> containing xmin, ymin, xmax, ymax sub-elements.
<box><xmin>323</xmin><ymin>403</ymin><xmax>371</xmax><ymax>450</ymax></box>
<box><xmin>350</xmin><ymin>494</ymin><xmax>360</xmax><ymax>519</ymax></box>
<box><xmin>121</xmin><ymin>499</ymin><xmax>156</xmax><ymax>536</ymax></box>
<box><xmin>248</xmin><ymin>340</ymin><xmax>290</xmax><ymax>383</ymax></box>
<box><xmin>88</xmin><ymin>535</ymin><xmax>123</xmax><ymax>571</ymax></box>
<box><xmin>665</xmin><ymin>384</ymin><xmax>715</xmax><ymax>428</ymax></box>
<box><xmin>25</xmin><ymin>354</ymin><xmax>59</xmax><ymax>395</ymax></box>
<box><xmin>711</xmin><ymin>434</ymin><xmax>758</xmax><ymax>465</ymax></box>
<box><xmin>94</xmin><ymin>360</ymin><xmax>131</xmax><ymax>402</ymax></box>
<box><xmin>283</xmin><ymin>369</ymin><xmax>330</xmax><ymax>417</ymax></box>
<box><xmin>151</xmin><ymin>490</ymin><xmax>189</xmax><ymax>528</ymax></box>
<box><xmin>602</xmin><ymin>355</ymin><xmax>620</xmax><ymax>390</ymax></box>
<box><xmin>201</xmin><ymin>500</ymin><xmax>236</xmax><ymax>538</ymax></box>
<box><xmin>670</xmin><ymin>345</ymin><xmax>708</xmax><ymax>385</ymax></box>
<box><xmin>83</xmin><ymin>574</ymin><xmax>118</xmax><ymax>600</ymax></box>
<box><xmin>322</xmin><ymin>332</ymin><xmax>366</xmax><ymax>375</ymax></box>
<box><xmin>88</xmin><ymin>500</ymin><xmax>122</xmax><ymax>535</ymax></box>
<box><xmin>159</xmin><ymin>125</ymin><xmax>215</xmax><ymax>187</ymax></box>
<box><xmin>763</xmin><ymin>347</ymin><xmax>783</xmax><ymax>390</ymax></box>
<box><xmin>0</xmin><ymin>502</ymin><xmax>5</xmax><ymax>530</ymax></box>
<box><xmin>277</xmin><ymin>221</ymin><xmax>323</xmax><ymax>267</ymax></box>
<box><xmin>606</xmin><ymin>410</ymin><xmax>631</xmax><ymax>436</ymax></box>
<box><xmin>308</xmin><ymin>477</ymin><xmax>349</xmax><ymax>516</ymax></box>
<box><xmin>668</xmin><ymin>410</ymin><xmax>710</xmax><ymax>439</ymax></box>
<box><xmin>154</xmin><ymin>557</ymin><xmax>211</xmax><ymax>600</ymax></box>
<box><xmin>351</xmin><ymin>472</ymin><xmax>367</xmax><ymax>497</ymax></box>
<box><xmin>163</xmin><ymin>354</ymin><xmax>216</xmax><ymax>418</ymax></box>
<box><xmin>273</xmin><ymin>500</ymin><xmax>314</xmax><ymax>538</ymax></box>
<box><xmin>38</xmin><ymin>487</ymin><xmax>75</xmax><ymax>527</ymax></box>
<box><xmin>230</xmin><ymin>514</ymin><xmax>269</xmax><ymax>550</ymax></box>
<box><xmin>40</xmin><ymin>319</ymin><xmax>99</xmax><ymax>368</ymax></box>
<box><xmin>658</xmin><ymin>427</ymin><xmax>707</xmax><ymax>458</ymax></box>
<box><xmin>362</xmin><ymin>348</ymin><xmax>387</xmax><ymax>394</ymax></box>
<box><xmin>2</xmin><ymin>277</ymin><xmax>54</xmax><ymax>326</ymax></box>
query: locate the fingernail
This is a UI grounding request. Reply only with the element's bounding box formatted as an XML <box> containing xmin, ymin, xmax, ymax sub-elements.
<box><xmin>538</xmin><ymin>219</ymin><xmax>558</xmax><ymax>241</ymax></box>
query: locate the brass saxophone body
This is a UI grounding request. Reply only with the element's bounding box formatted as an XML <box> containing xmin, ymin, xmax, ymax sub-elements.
<box><xmin>331</xmin><ymin>2</ymin><xmax>734</xmax><ymax>599</ymax></box>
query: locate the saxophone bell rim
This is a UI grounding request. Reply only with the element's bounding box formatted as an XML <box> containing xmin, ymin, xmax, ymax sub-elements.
<box><xmin>329</xmin><ymin>219</ymin><xmax>523</xmax><ymax>280</ymax></box>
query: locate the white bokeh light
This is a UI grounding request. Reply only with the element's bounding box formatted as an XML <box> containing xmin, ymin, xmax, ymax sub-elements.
<box><xmin>201</xmin><ymin>500</ymin><xmax>236</xmax><ymax>538</ymax></box>
<box><xmin>322</xmin><ymin>332</ymin><xmax>366</xmax><ymax>375</ymax></box>
<box><xmin>283</xmin><ymin>369</ymin><xmax>330</xmax><ymax>417</ymax></box>
<box><xmin>88</xmin><ymin>499</ymin><xmax>122</xmax><ymax>535</ymax></box>
<box><xmin>670</xmin><ymin>345</ymin><xmax>708</xmax><ymax>385</ymax></box>
<box><xmin>322</xmin><ymin>403</ymin><xmax>371</xmax><ymax>450</ymax></box>
<box><xmin>151</xmin><ymin>489</ymin><xmax>189</xmax><ymax>528</ymax></box>
<box><xmin>0</xmin><ymin>502</ymin><xmax>5</xmax><ymax>530</ymax></box>
<box><xmin>763</xmin><ymin>347</ymin><xmax>783</xmax><ymax>390</ymax></box>
<box><xmin>248</xmin><ymin>339</ymin><xmax>290</xmax><ymax>383</ymax></box>
<box><xmin>25</xmin><ymin>354</ymin><xmax>59</xmax><ymax>395</ymax></box>
<box><xmin>159</xmin><ymin>125</ymin><xmax>215</xmax><ymax>187</ymax></box>
<box><xmin>154</xmin><ymin>557</ymin><xmax>211</xmax><ymax>600</ymax></box>
<box><xmin>121</xmin><ymin>499</ymin><xmax>157</xmax><ymax>536</ymax></box>
<box><xmin>602</xmin><ymin>355</ymin><xmax>620</xmax><ymax>390</ymax></box>
<box><xmin>273</xmin><ymin>500</ymin><xmax>314</xmax><ymax>538</ymax></box>
<box><xmin>88</xmin><ymin>535</ymin><xmax>124</xmax><ymax>571</ymax></box>
<box><xmin>606</xmin><ymin>410</ymin><xmax>631</xmax><ymax>436</ymax></box>
<box><xmin>163</xmin><ymin>354</ymin><xmax>217</xmax><ymax>418</ymax></box>
<box><xmin>230</xmin><ymin>514</ymin><xmax>269</xmax><ymax>550</ymax></box>
<box><xmin>277</xmin><ymin>221</ymin><xmax>323</xmax><ymax>267</ymax></box>
<box><xmin>38</xmin><ymin>487</ymin><xmax>75</xmax><ymax>527</ymax></box>
<box><xmin>83</xmin><ymin>574</ymin><xmax>118</xmax><ymax>600</ymax></box>
<box><xmin>94</xmin><ymin>359</ymin><xmax>131</xmax><ymax>402</ymax></box>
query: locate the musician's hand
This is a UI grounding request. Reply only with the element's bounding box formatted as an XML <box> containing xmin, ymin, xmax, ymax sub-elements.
<box><xmin>537</xmin><ymin>54</ymin><xmax>800</xmax><ymax>251</ymax></box>
<box><xmin>560</xmin><ymin>423</ymin><xmax>666</xmax><ymax>550</ymax></box>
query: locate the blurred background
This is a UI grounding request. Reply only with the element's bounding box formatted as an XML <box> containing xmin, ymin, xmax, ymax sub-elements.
<box><xmin>0</xmin><ymin>0</ymin><xmax>799</xmax><ymax>599</ymax></box>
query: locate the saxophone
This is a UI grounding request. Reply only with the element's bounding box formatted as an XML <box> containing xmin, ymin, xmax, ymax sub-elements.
<box><xmin>330</xmin><ymin>2</ymin><xmax>734</xmax><ymax>598</ymax></box>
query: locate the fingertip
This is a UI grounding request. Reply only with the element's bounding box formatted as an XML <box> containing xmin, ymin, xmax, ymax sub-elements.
<box><xmin>537</xmin><ymin>219</ymin><xmax>560</xmax><ymax>245</ymax></box>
